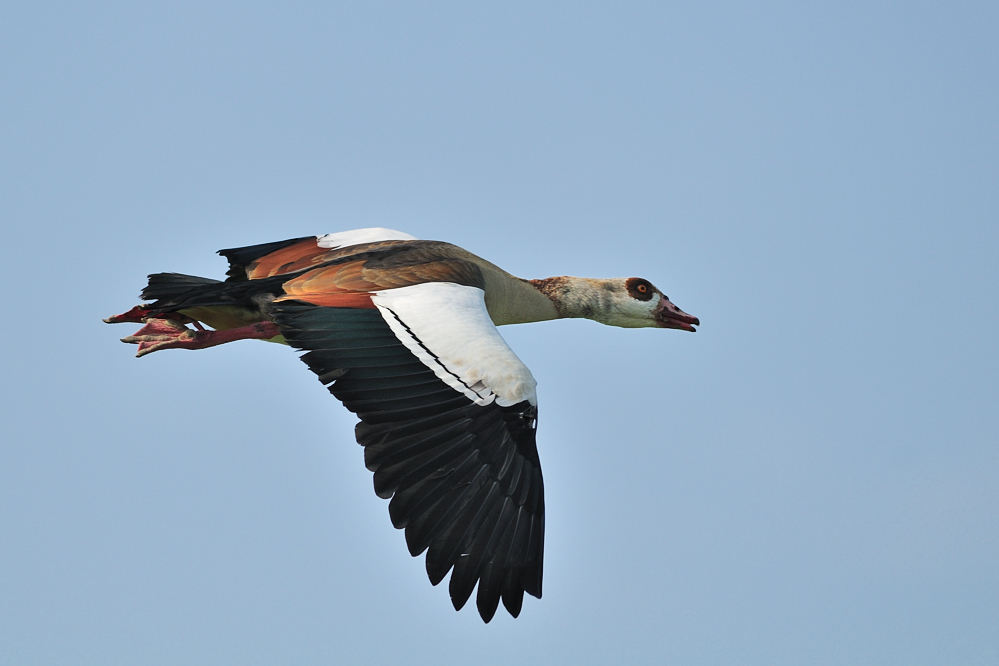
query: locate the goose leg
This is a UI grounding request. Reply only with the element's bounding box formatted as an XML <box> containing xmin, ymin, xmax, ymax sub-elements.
<box><xmin>120</xmin><ymin>319</ymin><xmax>282</xmax><ymax>358</ymax></box>
<box><xmin>103</xmin><ymin>305</ymin><xmax>155</xmax><ymax>324</ymax></box>
<box><xmin>104</xmin><ymin>306</ymin><xmax>196</xmax><ymax>325</ymax></box>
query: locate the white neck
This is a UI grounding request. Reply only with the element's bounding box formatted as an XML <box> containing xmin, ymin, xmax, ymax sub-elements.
<box><xmin>528</xmin><ymin>276</ymin><xmax>625</xmax><ymax>322</ymax></box>
<box><xmin>481</xmin><ymin>274</ymin><xmax>632</xmax><ymax>327</ymax></box>
<box><xmin>447</xmin><ymin>247</ymin><xmax>629</xmax><ymax>327</ymax></box>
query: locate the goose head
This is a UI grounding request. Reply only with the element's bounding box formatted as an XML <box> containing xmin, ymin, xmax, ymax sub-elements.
<box><xmin>530</xmin><ymin>276</ymin><xmax>699</xmax><ymax>331</ymax></box>
<box><xmin>593</xmin><ymin>277</ymin><xmax>699</xmax><ymax>330</ymax></box>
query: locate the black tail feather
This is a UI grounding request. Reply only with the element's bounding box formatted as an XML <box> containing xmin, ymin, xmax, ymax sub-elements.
<box><xmin>141</xmin><ymin>273</ymin><xmax>222</xmax><ymax>302</ymax></box>
<box><xmin>217</xmin><ymin>236</ymin><xmax>315</xmax><ymax>281</ymax></box>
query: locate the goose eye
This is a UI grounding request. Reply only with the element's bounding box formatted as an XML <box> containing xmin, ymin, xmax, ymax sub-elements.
<box><xmin>625</xmin><ymin>277</ymin><xmax>655</xmax><ymax>301</ymax></box>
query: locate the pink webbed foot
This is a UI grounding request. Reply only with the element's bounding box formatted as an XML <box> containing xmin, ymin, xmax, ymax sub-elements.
<box><xmin>120</xmin><ymin>318</ymin><xmax>281</xmax><ymax>358</ymax></box>
<box><xmin>120</xmin><ymin>318</ymin><xmax>204</xmax><ymax>357</ymax></box>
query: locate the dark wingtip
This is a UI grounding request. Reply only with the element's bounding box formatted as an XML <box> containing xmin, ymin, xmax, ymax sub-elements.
<box><xmin>426</xmin><ymin>559</ymin><xmax>451</xmax><ymax>587</ymax></box>
<box><xmin>450</xmin><ymin>589</ymin><xmax>471</xmax><ymax>612</ymax></box>
<box><xmin>477</xmin><ymin>598</ymin><xmax>498</xmax><ymax>623</ymax></box>
<box><xmin>501</xmin><ymin>579</ymin><xmax>525</xmax><ymax>618</ymax></box>
<box><xmin>448</xmin><ymin>564</ymin><xmax>476</xmax><ymax>612</ymax></box>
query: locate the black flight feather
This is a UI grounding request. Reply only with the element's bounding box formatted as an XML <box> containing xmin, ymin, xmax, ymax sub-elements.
<box><xmin>270</xmin><ymin>300</ymin><xmax>545</xmax><ymax>622</ymax></box>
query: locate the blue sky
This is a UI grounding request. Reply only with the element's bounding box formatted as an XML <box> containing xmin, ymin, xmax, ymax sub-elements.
<box><xmin>1</xmin><ymin>2</ymin><xmax>996</xmax><ymax>664</ymax></box>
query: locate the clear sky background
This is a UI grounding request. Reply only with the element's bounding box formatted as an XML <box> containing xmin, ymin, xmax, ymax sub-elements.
<box><xmin>1</xmin><ymin>2</ymin><xmax>997</xmax><ymax>664</ymax></box>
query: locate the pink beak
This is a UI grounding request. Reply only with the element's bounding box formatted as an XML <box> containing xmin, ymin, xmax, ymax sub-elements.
<box><xmin>656</xmin><ymin>297</ymin><xmax>699</xmax><ymax>332</ymax></box>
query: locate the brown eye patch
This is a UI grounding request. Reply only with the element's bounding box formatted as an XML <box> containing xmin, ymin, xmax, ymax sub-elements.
<box><xmin>625</xmin><ymin>277</ymin><xmax>655</xmax><ymax>301</ymax></box>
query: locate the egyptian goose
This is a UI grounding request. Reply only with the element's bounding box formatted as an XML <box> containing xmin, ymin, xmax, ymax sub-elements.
<box><xmin>105</xmin><ymin>228</ymin><xmax>698</xmax><ymax>622</ymax></box>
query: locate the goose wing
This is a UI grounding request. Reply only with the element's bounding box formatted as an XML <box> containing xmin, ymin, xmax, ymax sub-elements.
<box><xmin>272</xmin><ymin>279</ymin><xmax>545</xmax><ymax>622</ymax></box>
<box><xmin>218</xmin><ymin>228</ymin><xmax>419</xmax><ymax>281</ymax></box>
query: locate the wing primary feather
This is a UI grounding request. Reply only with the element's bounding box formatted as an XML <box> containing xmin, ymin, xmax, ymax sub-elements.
<box><xmin>475</xmin><ymin>499</ymin><xmax>519</xmax><ymax>622</ymax></box>
<box><xmin>353</xmin><ymin>396</ymin><xmax>472</xmax><ymax>424</ymax></box>
<box><xmin>435</xmin><ymin>481</ymin><xmax>503</xmax><ymax>584</ymax></box>
<box><xmin>369</xmin><ymin>425</ymin><xmax>472</xmax><ymax>475</ymax></box>
<box><xmin>520</xmin><ymin>513</ymin><xmax>545</xmax><ymax>598</ymax></box>
<box><xmin>424</xmin><ymin>468</ymin><xmax>493</xmax><ymax>584</ymax></box>
<box><xmin>316</xmin><ymin>368</ymin><xmax>348</xmax><ymax>384</ymax></box>
<box><xmin>447</xmin><ymin>485</ymin><xmax>504</xmax><ymax>611</ymax></box>
<box><xmin>500</xmin><ymin>454</ymin><xmax>527</xmax><ymax>503</ymax></box>
<box><xmin>403</xmin><ymin>481</ymin><xmax>477</xmax><ymax>559</ymax></box>
<box><xmin>270</xmin><ymin>298</ymin><xmax>546</xmax><ymax>620</ymax></box>
<box><xmin>396</xmin><ymin>453</ymin><xmax>489</xmax><ymax>546</ymax></box>
<box><xmin>374</xmin><ymin>432</ymin><xmax>475</xmax><ymax>501</ymax></box>
<box><xmin>363</xmin><ymin>418</ymin><xmax>471</xmax><ymax>471</ymax></box>
<box><xmin>356</xmin><ymin>408</ymin><xmax>477</xmax><ymax>445</ymax></box>
<box><xmin>501</xmin><ymin>570</ymin><xmax>526</xmax><ymax>618</ymax></box>
<box><xmin>388</xmin><ymin>440</ymin><xmax>488</xmax><ymax>531</ymax></box>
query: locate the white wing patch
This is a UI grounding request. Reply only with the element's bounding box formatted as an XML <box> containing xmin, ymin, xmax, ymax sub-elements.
<box><xmin>317</xmin><ymin>227</ymin><xmax>417</xmax><ymax>249</ymax></box>
<box><xmin>370</xmin><ymin>283</ymin><xmax>538</xmax><ymax>407</ymax></box>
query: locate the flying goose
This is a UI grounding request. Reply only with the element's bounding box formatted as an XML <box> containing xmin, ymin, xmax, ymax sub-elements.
<box><xmin>104</xmin><ymin>228</ymin><xmax>699</xmax><ymax>622</ymax></box>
